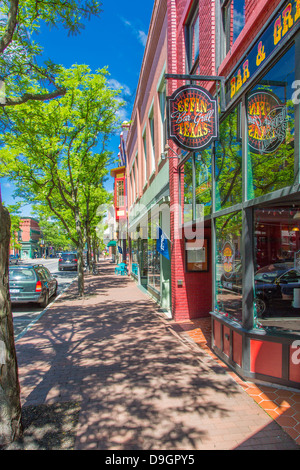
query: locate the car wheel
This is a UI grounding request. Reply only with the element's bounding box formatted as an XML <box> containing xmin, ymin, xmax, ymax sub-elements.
<box><xmin>255</xmin><ymin>297</ymin><xmax>267</xmax><ymax>317</ymax></box>
<box><xmin>41</xmin><ymin>291</ymin><xmax>49</xmax><ymax>308</ymax></box>
<box><xmin>53</xmin><ymin>283</ymin><xmax>58</xmax><ymax>297</ymax></box>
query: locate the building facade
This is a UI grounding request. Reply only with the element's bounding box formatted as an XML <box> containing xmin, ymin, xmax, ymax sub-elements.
<box><xmin>126</xmin><ymin>0</ymin><xmax>171</xmax><ymax>312</ymax></box>
<box><xmin>18</xmin><ymin>217</ymin><xmax>42</xmax><ymax>259</ymax></box>
<box><xmin>125</xmin><ymin>0</ymin><xmax>300</xmax><ymax>389</ymax></box>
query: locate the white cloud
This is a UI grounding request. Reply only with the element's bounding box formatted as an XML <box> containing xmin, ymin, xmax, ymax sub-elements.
<box><xmin>138</xmin><ymin>30</ymin><xmax>147</xmax><ymax>47</ymax></box>
<box><xmin>121</xmin><ymin>17</ymin><xmax>148</xmax><ymax>47</ymax></box>
<box><xmin>108</xmin><ymin>79</ymin><xmax>131</xmax><ymax>97</ymax></box>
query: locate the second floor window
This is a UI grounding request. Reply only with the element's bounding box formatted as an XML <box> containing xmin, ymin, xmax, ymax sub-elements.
<box><xmin>116</xmin><ymin>179</ymin><xmax>125</xmax><ymax>207</ymax></box>
<box><xmin>149</xmin><ymin>111</ymin><xmax>155</xmax><ymax>173</ymax></box>
<box><xmin>222</xmin><ymin>0</ymin><xmax>245</xmax><ymax>54</ymax></box>
<box><xmin>159</xmin><ymin>85</ymin><xmax>167</xmax><ymax>155</ymax></box>
<box><xmin>186</xmin><ymin>7</ymin><xmax>199</xmax><ymax>73</ymax></box>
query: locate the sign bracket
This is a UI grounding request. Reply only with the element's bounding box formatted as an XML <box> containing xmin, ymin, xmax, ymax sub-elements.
<box><xmin>165</xmin><ymin>73</ymin><xmax>226</xmax><ymax>113</ymax></box>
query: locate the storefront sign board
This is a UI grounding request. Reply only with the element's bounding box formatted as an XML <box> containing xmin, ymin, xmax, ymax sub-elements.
<box><xmin>228</xmin><ymin>0</ymin><xmax>300</xmax><ymax>102</ymax></box>
<box><xmin>167</xmin><ymin>85</ymin><xmax>218</xmax><ymax>152</ymax></box>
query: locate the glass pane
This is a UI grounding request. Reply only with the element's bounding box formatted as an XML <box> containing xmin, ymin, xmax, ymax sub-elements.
<box><xmin>215</xmin><ymin>106</ymin><xmax>242</xmax><ymax>211</ymax></box>
<box><xmin>233</xmin><ymin>0</ymin><xmax>245</xmax><ymax>43</ymax></box>
<box><xmin>224</xmin><ymin>1</ymin><xmax>245</xmax><ymax>52</ymax></box>
<box><xmin>254</xmin><ymin>206</ymin><xmax>300</xmax><ymax>335</ymax></box>
<box><xmin>184</xmin><ymin>158</ymin><xmax>193</xmax><ymax>224</ymax></box>
<box><xmin>247</xmin><ymin>46</ymin><xmax>295</xmax><ymax>200</ymax></box>
<box><xmin>215</xmin><ymin>211</ymin><xmax>243</xmax><ymax>324</ymax></box>
<box><xmin>191</xmin><ymin>13</ymin><xmax>199</xmax><ymax>64</ymax></box>
<box><xmin>195</xmin><ymin>149</ymin><xmax>212</xmax><ymax>217</ymax></box>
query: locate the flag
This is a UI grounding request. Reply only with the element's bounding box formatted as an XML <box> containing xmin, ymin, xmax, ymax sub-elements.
<box><xmin>156</xmin><ymin>226</ymin><xmax>170</xmax><ymax>260</ymax></box>
<box><xmin>118</xmin><ymin>245</ymin><xmax>123</xmax><ymax>254</ymax></box>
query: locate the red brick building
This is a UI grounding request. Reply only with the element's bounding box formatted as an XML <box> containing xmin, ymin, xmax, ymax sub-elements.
<box><xmin>18</xmin><ymin>218</ymin><xmax>42</xmax><ymax>259</ymax></box>
<box><xmin>126</xmin><ymin>0</ymin><xmax>300</xmax><ymax>389</ymax></box>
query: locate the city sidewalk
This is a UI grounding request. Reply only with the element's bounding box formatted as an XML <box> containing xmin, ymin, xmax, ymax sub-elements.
<box><xmin>10</xmin><ymin>260</ymin><xmax>300</xmax><ymax>450</ymax></box>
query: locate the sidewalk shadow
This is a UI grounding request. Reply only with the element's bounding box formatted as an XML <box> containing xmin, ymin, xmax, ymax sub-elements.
<box><xmin>14</xmin><ymin>261</ymin><xmax>299</xmax><ymax>450</ymax></box>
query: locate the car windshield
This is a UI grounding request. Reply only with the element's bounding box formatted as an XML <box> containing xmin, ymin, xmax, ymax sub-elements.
<box><xmin>254</xmin><ymin>263</ymin><xmax>293</xmax><ymax>283</ymax></box>
<box><xmin>9</xmin><ymin>268</ymin><xmax>36</xmax><ymax>281</ymax></box>
<box><xmin>61</xmin><ymin>253</ymin><xmax>76</xmax><ymax>260</ymax></box>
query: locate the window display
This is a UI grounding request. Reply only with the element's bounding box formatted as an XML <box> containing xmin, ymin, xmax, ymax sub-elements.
<box><xmin>247</xmin><ymin>46</ymin><xmax>295</xmax><ymax>200</ymax></box>
<box><xmin>215</xmin><ymin>211</ymin><xmax>243</xmax><ymax>324</ymax></box>
<box><xmin>215</xmin><ymin>105</ymin><xmax>242</xmax><ymax>211</ymax></box>
<box><xmin>195</xmin><ymin>150</ymin><xmax>212</xmax><ymax>216</ymax></box>
<box><xmin>183</xmin><ymin>158</ymin><xmax>193</xmax><ymax>224</ymax></box>
<box><xmin>254</xmin><ymin>206</ymin><xmax>300</xmax><ymax>334</ymax></box>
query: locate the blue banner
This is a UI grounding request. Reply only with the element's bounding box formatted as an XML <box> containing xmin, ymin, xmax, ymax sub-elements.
<box><xmin>156</xmin><ymin>226</ymin><xmax>170</xmax><ymax>260</ymax></box>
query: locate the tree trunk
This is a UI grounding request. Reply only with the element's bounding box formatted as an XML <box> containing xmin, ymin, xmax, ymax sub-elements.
<box><xmin>0</xmin><ymin>203</ymin><xmax>22</xmax><ymax>447</ymax></box>
<box><xmin>75</xmin><ymin>211</ymin><xmax>84</xmax><ymax>296</ymax></box>
<box><xmin>86</xmin><ymin>233</ymin><xmax>92</xmax><ymax>273</ymax></box>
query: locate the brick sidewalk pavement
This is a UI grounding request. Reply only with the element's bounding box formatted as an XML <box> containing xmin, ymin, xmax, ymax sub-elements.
<box><xmin>14</xmin><ymin>261</ymin><xmax>299</xmax><ymax>450</ymax></box>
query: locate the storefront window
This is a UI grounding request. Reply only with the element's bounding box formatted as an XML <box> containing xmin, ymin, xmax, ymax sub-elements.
<box><xmin>215</xmin><ymin>211</ymin><xmax>243</xmax><ymax>324</ymax></box>
<box><xmin>195</xmin><ymin>149</ymin><xmax>212</xmax><ymax>216</ymax></box>
<box><xmin>148</xmin><ymin>238</ymin><xmax>161</xmax><ymax>292</ymax></box>
<box><xmin>215</xmin><ymin>106</ymin><xmax>242</xmax><ymax>211</ymax></box>
<box><xmin>247</xmin><ymin>46</ymin><xmax>295</xmax><ymax>200</ymax></box>
<box><xmin>254</xmin><ymin>206</ymin><xmax>300</xmax><ymax>335</ymax></box>
<box><xmin>116</xmin><ymin>179</ymin><xmax>125</xmax><ymax>207</ymax></box>
<box><xmin>184</xmin><ymin>158</ymin><xmax>193</xmax><ymax>224</ymax></box>
<box><xmin>131</xmin><ymin>238</ymin><xmax>139</xmax><ymax>276</ymax></box>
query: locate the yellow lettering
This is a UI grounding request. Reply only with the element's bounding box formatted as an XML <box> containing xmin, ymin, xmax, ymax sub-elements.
<box><xmin>184</xmin><ymin>98</ymin><xmax>190</xmax><ymax>112</ymax></box>
<box><xmin>184</xmin><ymin>122</ymin><xmax>190</xmax><ymax>137</ymax></box>
<box><xmin>295</xmin><ymin>0</ymin><xmax>300</xmax><ymax>21</ymax></box>
<box><xmin>282</xmin><ymin>3</ymin><xmax>293</xmax><ymax>36</ymax></box>
<box><xmin>274</xmin><ymin>17</ymin><xmax>282</xmax><ymax>45</ymax></box>
<box><xmin>178</xmin><ymin>100</ymin><xmax>184</xmax><ymax>112</ymax></box>
<box><xmin>243</xmin><ymin>60</ymin><xmax>250</xmax><ymax>83</ymax></box>
<box><xmin>190</xmin><ymin>98</ymin><xmax>195</xmax><ymax>113</ymax></box>
<box><xmin>189</xmin><ymin>122</ymin><xmax>196</xmax><ymax>138</ymax></box>
<box><xmin>236</xmin><ymin>69</ymin><xmax>242</xmax><ymax>92</ymax></box>
<box><xmin>231</xmin><ymin>78</ymin><xmax>236</xmax><ymax>99</ymax></box>
<box><xmin>256</xmin><ymin>42</ymin><xmax>266</xmax><ymax>66</ymax></box>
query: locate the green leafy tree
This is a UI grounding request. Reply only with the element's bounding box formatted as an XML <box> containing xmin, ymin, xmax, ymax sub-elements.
<box><xmin>0</xmin><ymin>0</ymin><xmax>102</xmax><ymax>447</ymax></box>
<box><xmin>0</xmin><ymin>64</ymin><xmax>123</xmax><ymax>296</ymax></box>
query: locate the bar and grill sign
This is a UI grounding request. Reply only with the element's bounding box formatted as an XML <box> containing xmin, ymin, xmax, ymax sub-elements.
<box><xmin>167</xmin><ymin>84</ymin><xmax>218</xmax><ymax>151</ymax></box>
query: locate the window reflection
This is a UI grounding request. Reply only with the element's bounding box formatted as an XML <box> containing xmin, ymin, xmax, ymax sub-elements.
<box><xmin>195</xmin><ymin>150</ymin><xmax>212</xmax><ymax>217</ymax></box>
<box><xmin>247</xmin><ymin>46</ymin><xmax>295</xmax><ymax>200</ymax></box>
<box><xmin>184</xmin><ymin>158</ymin><xmax>193</xmax><ymax>224</ymax></box>
<box><xmin>215</xmin><ymin>211</ymin><xmax>243</xmax><ymax>324</ymax></box>
<box><xmin>254</xmin><ymin>206</ymin><xmax>300</xmax><ymax>335</ymax></box>
<box><xmin>215</xmin><ymin>105</ymin><xmax>242</xmax><ymax>211</ymax></box>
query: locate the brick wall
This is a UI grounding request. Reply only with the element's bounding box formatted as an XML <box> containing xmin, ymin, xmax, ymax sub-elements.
<box><xmin>167</xmin><ymin>0</ymin><xmax>213</xmax><ymax>322</ymax></box>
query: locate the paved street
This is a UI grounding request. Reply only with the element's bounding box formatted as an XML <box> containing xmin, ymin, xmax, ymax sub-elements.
<box><xmin>9</xmin><ymin>260</ymin><xmax>300</xmax><ymax>450</ymax></box>
<box><xmin>12</xmin><ymin>258</ymin><xmax>77</xmax><ymax>340</ymax></box>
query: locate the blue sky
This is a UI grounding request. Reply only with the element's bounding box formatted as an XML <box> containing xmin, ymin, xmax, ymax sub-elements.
<box><xmin>1</xmin><ymin>0</ymin><xmax>154</xmax><ymax>215</ymax></box>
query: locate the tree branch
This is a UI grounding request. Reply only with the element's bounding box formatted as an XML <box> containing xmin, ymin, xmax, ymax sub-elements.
<box><xmin>1</xmin><ymin>87</ymin><xmax>67</xmax><ymax>107</ymax></box>
<box><xmin>0</xmin><ymin>0</ymin><xmax>19</xmax><ymax>54</ymax></box>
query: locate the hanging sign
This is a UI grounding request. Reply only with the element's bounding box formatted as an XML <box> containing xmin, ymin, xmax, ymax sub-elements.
<box><xmin>167</xmin><ymin>84</ymin><xmax>218</xmax><ymax>151</ymax></box>
<box><xmin>247</xmin><ymin>90</ymin><xmax>287</xmax><ymax>154</ymax></box>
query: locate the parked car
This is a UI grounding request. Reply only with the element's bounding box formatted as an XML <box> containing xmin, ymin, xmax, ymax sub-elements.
<box><xmin>58</xmin><ymin>252</ymin><xmax>78</xmax><ymax>271</ymax></box>
<box><xmin>254</xmin><ymin>262</ymin><xmax>300</xmax><ymax>316</ymax></box>
<box><xmin>9</xmin><ymin>265</ymin><xmax>58</xmax><ymax>307</ymax></box>
<box><xmin>9</xmin><ymin>254</ymin><xmax>19</xmax><ymax>265</ymax></box>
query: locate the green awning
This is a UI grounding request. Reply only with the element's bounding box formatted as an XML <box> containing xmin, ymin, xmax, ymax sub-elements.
<box><xmin>107</xmin><ymin>240</ymin><xmax>117</xmax><ymax>247</ymax></box>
